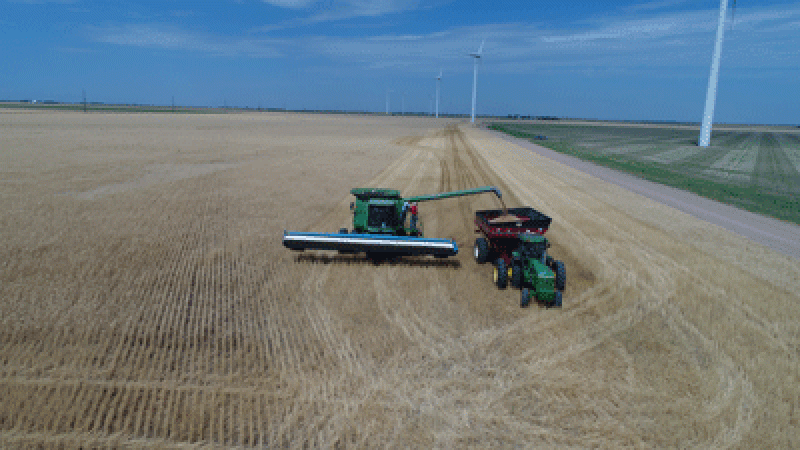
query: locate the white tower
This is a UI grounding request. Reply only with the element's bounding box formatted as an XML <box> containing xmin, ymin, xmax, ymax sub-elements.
<box><xmin>698</xmin><ymin>0</ymin><xmax>734</xmax><ymax>147</ymax></box>
<box><xmin>436</xmin><ymin>69</ymin><xmax>442</xmax><ymax>119</ymax></box>
<box><xmin>470</xmin><ymin>40</ymin><xmax>484</xmax><ymax>124</ymax></box>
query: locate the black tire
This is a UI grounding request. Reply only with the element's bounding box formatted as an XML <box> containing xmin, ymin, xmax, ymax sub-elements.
<box><xmin>520</xmin><ymin>288</ymin><xmax>531</xmax><ymax>308</ymax></box>
<box><xmin>553</xmin><ymin>260</ymin><xmax>566</xmax><ymax>291</ymax></box>
<box><xmin>510</xmin><ymin>264</ymin><xmax>522</xmax><ymax>289</ymax></box>
<box><xmin>338</xmin><ymin>228</ymin><xmax>348</xmax><ymax>234</ymax></box>
<box><xmin>551</xmin><ymin>290</ymin><xmax>563</xmax><ymax>308</ymax></box>
<box><xmin>474</xmin><ymin>237</ymin><xmax>489</xmax><ymax>263</ymax></box>
<box><xmin>545</xmin><ymin>255</ymin><xmax>554</xmax><ymax>268</ymax></box>
<box><xmin>494</xmin><ymin>258</ymin><xmax>508</xmax><ymax>289</ymax></box>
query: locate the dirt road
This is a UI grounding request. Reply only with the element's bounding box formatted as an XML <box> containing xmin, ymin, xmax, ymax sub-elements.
<box><xmin>1</xmin><ymin>112</ymin><xmax>798</xmax><ymax>448</ymax></box>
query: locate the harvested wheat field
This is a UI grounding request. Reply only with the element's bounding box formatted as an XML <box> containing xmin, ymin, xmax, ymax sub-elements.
<box><xmin>1</xmin><ymin>110</ymin><xmax>799</xmax><ymax>448</ymax></box>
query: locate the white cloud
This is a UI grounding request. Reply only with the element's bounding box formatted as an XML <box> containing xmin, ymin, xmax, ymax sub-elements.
<box><xmin>308</xmin><ymin>4</ymin><xmax>800</xmax><ymax>74</ymax></box>
<box><xmin>90</xmin><ymin>3</ymin><xmax>800</xmax><ymax>76</ymax></box>
<box><xmin>623</xmin><ymin>0</ymin><xmax>692</xmax><ymax>13</ymax></box>
<box><xmin>57</xmin><ymin>46</ymin><xmax>96</xmax><ymax>53</ymax></box>
<box><xmin>8</xmin><ymin>0</ymin><xmax>78</xmax><ymax>3</ymax></box>
<box><xmin>262</xmin><ymin>0</ymin><xmax>316</xmax><ymax>9</ymax></box>
<box><xmin>255</xmin><ymin>0</ymin><xmax>446</xmax><ymax>31</ymax></box>
<box><xmin>90</xmin><ymin>24</ymin><xmax>284</xmax><ymax>58</ymax></box>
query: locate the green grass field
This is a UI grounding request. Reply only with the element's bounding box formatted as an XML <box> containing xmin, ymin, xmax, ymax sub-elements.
<box><xmin>489</xmin><ymin>122</ymin><xmax>800</xmax><ymax>225</ymax></box>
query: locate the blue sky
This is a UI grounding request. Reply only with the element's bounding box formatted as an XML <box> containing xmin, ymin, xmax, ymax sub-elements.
<box><xmin>2</xmin><ymin>0</ymin><xmax>799</xmax><ymax>124</ymax></box>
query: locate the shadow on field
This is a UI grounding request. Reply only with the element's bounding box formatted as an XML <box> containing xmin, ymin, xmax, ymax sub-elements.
<box><xmin>294</xmin><ymin>253</ymin><xmax>462</xmax><ymax>268</ymax></box>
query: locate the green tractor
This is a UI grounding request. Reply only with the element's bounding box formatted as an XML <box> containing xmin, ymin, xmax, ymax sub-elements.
<box><xmin>501</xmin><ymin>233</ymin><xmax>566</xmax><ymax>308</ymax></box>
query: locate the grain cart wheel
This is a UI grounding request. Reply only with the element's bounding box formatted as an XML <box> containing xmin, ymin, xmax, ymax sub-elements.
<box><xmin>551</xmin><ymin>291</ymin><xmax>563</xmax><ymax>308</ymax></box>
<box><xmin>520</xmin><ymin>288</ymin><xmax>531</xmax><ymax>308</ymax></box>
<box><xmin>553</xmin><ymin>261</ymin><xmax>566</xmax><ymax>291</ymax></box>
<box><xmin>510</xmin><ymin>264</ymin><xmax>523</xmax><ymax>289</ymax></box>
<box><xmin>494</xmin><ymin>258</ymin><xmax>508</xmax><ymax>289</ymax></box>
<box><xmin>474</xmin><ymin>237</ymin><xmax>489</xmax><ymax>263</ymax></box>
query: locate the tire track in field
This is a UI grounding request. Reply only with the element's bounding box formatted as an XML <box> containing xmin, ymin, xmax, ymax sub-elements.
<box><xmin>274</xmin><ymin>145</ymin><xmax>439</xmax><ymax>446</ymax></box>
<box><xmin>461</xmin><ymin>126</ymin><xmax>760</xmax><ymax>447</ymax></box>
<box><xmin>682</xmin><ymin>132</ymin><xmax>752</xmax><ymax>172</ymax></box>
<box><xmin>298</xmin><ymin>130</ymin><xmax>514</xmax><ymax>446</ymax></box>
<box><xmin>345</xmin><ymin>126</ymin><xmax>624</xmax><ymax>446</ymax></box>
<box><xmin>753</xmin><ymin>132</ymin><xmax>800</xmax><ymax>195</ymax></box>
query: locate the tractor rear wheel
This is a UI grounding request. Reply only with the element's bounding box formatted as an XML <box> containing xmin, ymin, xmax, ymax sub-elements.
<box><xmin>510</xmin><ymin>264</ymin><xmax>522</xmax><ymax>288</ymax></box>
<box><xmin>553</xmin><ymin>260</ymin><xmax>566</xmax><ymax>291</ymax></box>
<box><xmin>520</xmin><ymin>288</ymin><xmax>531</xmax><ymax>308</ymax></box>
<box><xmin>551</xmin><ymin>291</ymin><xmax>563</xmax><ymax>308</ymax></box>
<box><xmin>494</xmin><ymin>258</ymin><xmax>508</xmax><ymax>289</ymax></box>
<box><xmin>474</xmin><ymin>237</ymin><xmax>489</xmax><ymax>263</ymax></box>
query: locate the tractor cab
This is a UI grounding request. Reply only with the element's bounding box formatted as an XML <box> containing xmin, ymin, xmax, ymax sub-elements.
<box><xmin>513</xmin><ymin>233</ymin><xmax>551</xmax><ymax>265</ymax></box>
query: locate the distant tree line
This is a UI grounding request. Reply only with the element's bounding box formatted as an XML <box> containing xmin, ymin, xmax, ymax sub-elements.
<box><xmin>506</xmin><ymin>114</ymin><xmax>561</xmax><ymax>120</ymax></box>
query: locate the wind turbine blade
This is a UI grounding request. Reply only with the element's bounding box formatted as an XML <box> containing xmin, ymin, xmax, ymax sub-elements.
<box><xmin>478</xmin><ymin>39</ymin><xmax>485</xmax><ymax>55</ymax></box>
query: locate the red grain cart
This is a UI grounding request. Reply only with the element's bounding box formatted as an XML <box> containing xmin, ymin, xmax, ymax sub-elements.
<box><xmin>473</xmin><ymin>207</ymin><xmax>552</xmax><ymax>265</ymax></box>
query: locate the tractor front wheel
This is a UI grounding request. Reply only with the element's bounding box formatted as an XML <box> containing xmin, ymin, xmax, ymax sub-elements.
<box><xmin>553</xmin><ymin>260</ymin><xmax>566</xmax><ymax>291</ymax></box>
<box><xmin>474</xmin><ymin>237</ymin><xmax>489</xmax><ymax>263</ymax></box>
<box><xmin>520</xmin><ymin>288</ymin><xmax>531</xmax><ymax>308</ymax></box>
<box><xmin>494</xmin><ymin>258</ymin><xmax>508</xmax><ymax>289</ymax></box>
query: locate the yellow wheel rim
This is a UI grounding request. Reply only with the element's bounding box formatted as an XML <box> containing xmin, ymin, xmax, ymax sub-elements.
<box><xmin>493</xmin><ymin>267</ymin><xmax>498</xmax><ymax>283</ymax></box>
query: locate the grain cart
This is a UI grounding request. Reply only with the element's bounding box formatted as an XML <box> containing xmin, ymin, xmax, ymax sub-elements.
<box><xmin>473</xmin><ymin>208</ymin><xmax>566</xmax><ymax>307</ymax></box>
<box><xmin>283</xmin><ymin>186</ymin><xmax>502</xmax><ymax>258</ymax></box>
<box><xmin>473</xmin><ymin>207</ymin><xmax>552</xmax><ymax>264</ymax></box>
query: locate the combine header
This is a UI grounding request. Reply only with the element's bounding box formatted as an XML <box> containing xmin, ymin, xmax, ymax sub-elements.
<box><xmin>283</xmin><ymin>186</ymin><xmax>502</xmax><ymax>258</ymax></box>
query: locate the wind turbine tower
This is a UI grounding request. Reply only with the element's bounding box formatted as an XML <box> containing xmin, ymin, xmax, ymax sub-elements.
<box><xmin>698</xmin><ymin>0</ymin><xmax>736</xmax><ymax>147</ymax></box>
<box><xmin>470</xmin><ymin>40</ymin><xmax>484</xmax><ymax>124</ymax></box>
<box><xmin>436</xmin><ymin>69</ymin><xmax>442</xmax><ymax>119</ymax></box>
<box><xmin>386</xmin><ymin>89</ymin><xmax>393</xmax><ymax>115</ymax></box>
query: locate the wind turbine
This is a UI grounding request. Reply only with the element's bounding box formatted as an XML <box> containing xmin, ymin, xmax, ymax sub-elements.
<box><xmin>435</xmin><ymin>69</ymin><xmax>442</xmax><ymax>119</ymax></box>
<box><xmin>386</xmin><ymin>89</ymin><xmax>393</xmax><ymax>115</ymax></box>
<box><xmin>470</xmin><ymin>40</ymin><xmax>485</xmax><ymax>124</ymax></box>
<box><xmin>698</xmin><ymin>0</ymin><xmax>737</xmax><ymax>147</ymax></box>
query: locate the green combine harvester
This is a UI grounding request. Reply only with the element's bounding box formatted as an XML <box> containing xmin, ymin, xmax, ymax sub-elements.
<box><xmin>283</xmin><ymin>186</ymin><xmax>502</xmax><ymax>258</ymax></box>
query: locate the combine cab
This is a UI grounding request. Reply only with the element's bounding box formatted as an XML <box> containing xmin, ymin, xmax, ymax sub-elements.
<box><xmin>283</xmin><ymin>186</ymin><xmax>502</xmax><ymax>259</ymax></box>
